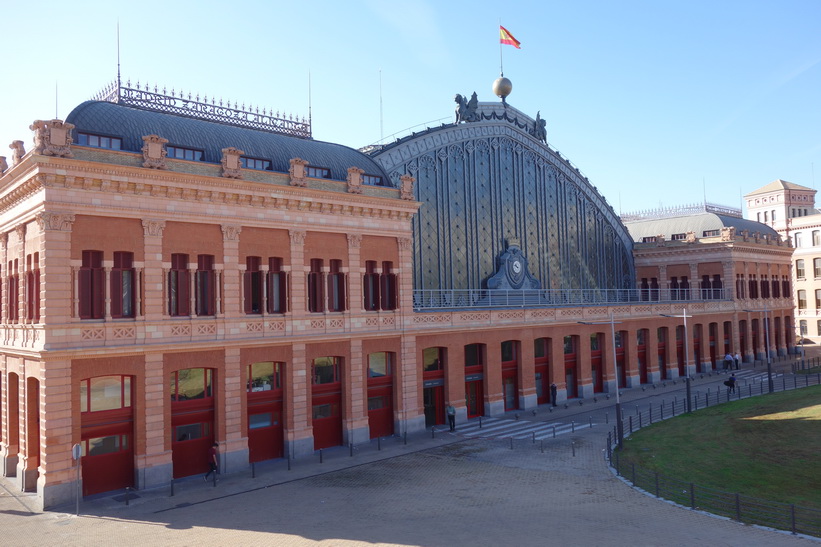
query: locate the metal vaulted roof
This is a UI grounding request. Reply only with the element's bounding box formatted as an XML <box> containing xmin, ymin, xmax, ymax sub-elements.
<box><xmin>65</xmin><ymin>101</ymin><xmax>389</xmax><ymax>181</ymax></box>
<box><xmin>623</xmin><ymin>212</ymin><xmax>779</xmax><ymax>242</ymax></box>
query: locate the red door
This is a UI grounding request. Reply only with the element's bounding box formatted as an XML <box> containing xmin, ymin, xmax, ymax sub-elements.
<box><xmin>313</xmin><ymin>394</ymin><xmax>342</xmax><ymax>450</ymax></box>
<box><xmin>535</xmin><ymin>365</ymin><xmax>550</xmax><ymax>405</ymax></box>
<box><xmin>502</xmin><ymin>368</ymin><xmax>518</xmax><ymax>410</ymax></box>
<box><xmin>591</xmin><ymin>350</ymin><xmax>603</xmax><ymax>393</ymax></box>
<box><xmin>638</xmin><ymin>345</ymin><xmax>648</xmax><ymax>384</ymax></box>
<box><xmin>81</xmin><ymin>417</ymin><xmax>133</xmax><ymax>496</ymax></box>
<box><xmin>465</xmin><ymin>379</ymin><xmax>484</xmax><ymax>417</ymax></box>
<box><xmin>248</xmin><ymin>400</ymin><xmax>283</xmax><ymax>462</ymax></box>
<box><xmin>171</xmin><ymin>408</ymin><xmax>214</xmax><ymax>478</ymax></box>
<box><xmin>367</xmin><ymin>385</ymin><xmax>394</xmax><ymax>438</ymax></box>
<box><xmin>424</xmin><ymin>385</ymin><xmax>445</xmax><ymax>427</ymax></box>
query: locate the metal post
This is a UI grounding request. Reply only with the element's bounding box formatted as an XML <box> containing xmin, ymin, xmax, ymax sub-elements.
<box><xmin>572</xmin><ymin>441</ymin><xmax>576</xmax><ymax>457</ymax></box>
<box><xmin>350</xmin><ymin>443</ymin><xmax>353</xmax><ymax>457</ymax></box>
<box><xmin>571</xmin><ymin>421</ymin><xmax>575</xmax><ymax>432</ymax></box>
<box><xmin>126</xmin><ymin>486</ymin><xmax>130</xmax><ymax>506</ymax></box>
<box><xmin>685</xmin><ymin>376</ymin><xmax>692</xmax><ymax>413</ymax></box>
<box><xmin>532</xmin><ymin>431</ymin><xmax>536</xmax><ymax>443</ymax></box>
<box><xmin>589</xmin><ymin>416</ymin><xmax>592</xmax><ymax>428</ymax></box>
<box><xmin>252</xmin><ymin>462</ymin><xmax>256</xmax><ymax>478</ymax></box>
<box><xmin>170</xmin><ymin>479</ymin><xmax>175</xmax><ymax>497</ymax></box>
<box><xmin>552</xmin><ymin>425</ymin><xmax>556</xmax><ymax>438</ymax></box>
<box><xmin>378</xmin><ymin>437</ymin><xmax>382</xmax><ymax>451</ymax></box>
<box><xmin>319</xmin><ymin>448</ymin><xmax>323</xmax><ymax>464</ymax></box>
<box><xmin>509</xmin><ymin>437</ymin><xmax>513</xmax><ymax>450</ymax></box>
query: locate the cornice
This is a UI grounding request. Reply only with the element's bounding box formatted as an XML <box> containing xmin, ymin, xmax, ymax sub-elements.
<box><xmin>4</xmin><ymin>157</ymin><xmax>420</xmax><ymax>224</ymax></box>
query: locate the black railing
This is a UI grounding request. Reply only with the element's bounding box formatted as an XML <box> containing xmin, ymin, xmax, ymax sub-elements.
<box><xmin>607</xmin><ymin>371</ymin><xmax>821</xmax><ymax>537</ymax></box>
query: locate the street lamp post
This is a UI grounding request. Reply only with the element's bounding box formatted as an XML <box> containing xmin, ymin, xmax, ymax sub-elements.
<box><xmin>744</xmin><ymin>306</ymin><xmax>774</xmax><ymax>393</ymax></box>
<box><xmin>660</xmin><ymin>308</ymin><xmax>692</xmax><ymax>413</ymax></box>
<box><xmin>579</xmin><ymin>312</ymin><xmax>623</xmax><ymax>449</ymax></box>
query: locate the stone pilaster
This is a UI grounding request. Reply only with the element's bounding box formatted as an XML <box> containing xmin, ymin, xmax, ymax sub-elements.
<box><xmin>347</xmin><ymin>235</ymin><xmax>362</xmax><ymax>312</ymax></box>
<box><xmin>141</xmin><ymin>219</ymin><xmax>166</xmax><ymax>321</ymax></box>
<box><xmin>221</xmin><ymin>224</ymin><xmax>242</xmax><ymax>319</ymax></box>
<box><xmin>138</xmin><ymin>353</ymin><xmax>172</xmax><ymax>490</ymax></box>
<box><xmin>519</xmin><ymin>338</ymin><xmax>536</xmax><ymax>410</ymax></box>
<box><xmin>221</xmin><ymin>347</ymin><xmax>247</xmax><ymax>473</ymax></box>
<box><xmin>289</xmin><ymin>231</ymin><xmax>307</xmax><ymax>327</ymax></box>
<box><xmin>37</xmin><ymin>358</ymin><xmax>74</xmax><ymax>508</ymax></box>
<box><xmin>286</xmin><ymin>343</ymin><xmax>312</xmax><ymax>458</ymax></box>
<box><xmin>397</xmin><ymin>333</ymin><xmax>424</xmax><ymax>434</ymax></box>
<box><xmin>345</xmin><ymin>338</ymin><xmax>369</xmax><ymax>444</ymax></box>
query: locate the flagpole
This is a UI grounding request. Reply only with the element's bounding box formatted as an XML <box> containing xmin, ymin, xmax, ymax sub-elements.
<box><xmin>499</xmin><ymin>21</ymin><xmax>504</xmax><ymax>76</ymax></box>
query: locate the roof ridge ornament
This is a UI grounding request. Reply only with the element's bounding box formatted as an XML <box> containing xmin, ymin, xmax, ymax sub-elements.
<box><xmin>91</xmin><ymin>79</ymin><xmax>312</xmax><ymax>139</ymax></box>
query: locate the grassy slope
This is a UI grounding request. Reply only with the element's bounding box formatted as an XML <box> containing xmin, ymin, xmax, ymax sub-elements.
<box><xmin>618</xmin><ymin>385</ymin><xmax>821</xmax><ymax>508</ymax></box>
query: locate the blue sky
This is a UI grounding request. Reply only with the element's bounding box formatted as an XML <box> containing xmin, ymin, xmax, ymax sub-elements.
<box><xmin>2</xmin><ymin>0</ymin><xmax>820</xmax><ymax>214</ymax></box>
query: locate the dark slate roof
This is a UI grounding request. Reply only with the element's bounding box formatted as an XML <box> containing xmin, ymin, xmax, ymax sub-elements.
<box><xmin>623</xmin><ymin>212</ymin><xmax>779</xmax><ymax>242</ymax></box>
<box><xmin>65</xmin><ymin>101</ymin><xmax>389</xmax><ymax>181</ymax></box>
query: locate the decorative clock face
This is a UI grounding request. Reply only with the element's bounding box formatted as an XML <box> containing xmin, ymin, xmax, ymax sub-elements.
<box><xmin>512</xmin><ymin>260</ymin><xmax>522</xmax><ymax>274</ymax></box>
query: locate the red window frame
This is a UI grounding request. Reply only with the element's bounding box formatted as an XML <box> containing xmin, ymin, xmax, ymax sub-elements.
<box><xmin>380</xmin><ymin>261</ymin><xmax>397</xmax><ymax>310</ymax></box>
<box><xmin>363</xmin><ymin>261</ymin><xmax>379</xmax><ymax>311</ymax></box>
<box><xmin>244</xmin><ymin>256</ymin><xmax>262</xmax><ymax>314</ymax></box>
<box><xmin>328</xmin><ymin>259</ymin><xmax>346</xmax><ymax>312</ymax></box>
<box><xmin>79</xmin><ymin>251</ymin><xmax>104</xmax><ymax>319</ymax></box>
<box><xmin>26</xmin><ymin>253</ymin><xmax>40</xmax><ymax>322</ymax></box>
<box><xmin>169</xmin><ymin>253</ymin><xmax>190</xmax><ymax>316</ymax></box>
<box><xmin>111</xmin><ymin>251</ymin><xmax>135</xmax><ymax>319</ymax></box>
<box><xmin>196</xmin><ymin>255</ymin><xmax>216</xmax><ymax>316</ymax></box>
<box><xmin>308</xmin><ymin>259</ymin><xmax>325</xmax><ymax>313</ymax></box>
<box><xmin>267</xmin><ymin>257</ymin><xmax>287</xmax><ymax>313</ymax></box>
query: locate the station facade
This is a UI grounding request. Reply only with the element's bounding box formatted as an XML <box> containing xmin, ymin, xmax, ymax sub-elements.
<box><xmin>0</xmin><ymin>81</ymin><xmax>795</xmax><ymax>508</ymax></box>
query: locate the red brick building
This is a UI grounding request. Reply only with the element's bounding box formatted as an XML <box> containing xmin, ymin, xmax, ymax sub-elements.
<box><xmin>0</xmin><ymin>82</ymin><xmax>794</xmax><ymax>508</ymax></box>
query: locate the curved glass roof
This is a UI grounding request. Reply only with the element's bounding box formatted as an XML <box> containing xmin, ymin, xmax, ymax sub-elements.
<box><xmin>65</xmin><ymin>101</ymin><xmax>389</xmax><ymax>181</ymax></box>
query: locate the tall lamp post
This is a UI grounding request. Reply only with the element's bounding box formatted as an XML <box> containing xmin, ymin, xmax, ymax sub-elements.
<box><xmin>660</xmin><ymin>308</ymin><xmax>693</xmax><ymax>413</ymax></box>
<box><xmin>579</xmin><ymin>312</ymin><xmax>623</xmax><ymax>449</ymax></box>
<box><xmin>744</xmin><ymin>306</ymin><xmax>774</xmax><ymax>393</ymax></box>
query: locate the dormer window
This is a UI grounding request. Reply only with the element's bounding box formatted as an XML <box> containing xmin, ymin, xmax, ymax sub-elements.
<box><xmin>240</xmin><ymin>157</ymin><xmax>271</xmax><ymax>171</ymax></box>
<box><xmin>671</xmin><ymin>233</ymin><xmax>687</xmax><ymax>240</ymax></box>
<box><xmin>702</xmin><ymin>230</ymin><xmax>720</xmax><ymax>237</ymax></box>
<box><xmin>167</xmin><ymin>146</ymin><xmax>203</xmax><ymax>161</ymax></box>
<box><xmin>77</xmin><ymin>132</ymin><xmax>122</xmax><ymax>150</ymax></box>
<box><xmin>362</xmin><ymin>174</ymin><xmax>383</xmax><ymax>186</ymax></box>
<box><xmin>306</xmin><ymin>166</ymin><xmax>331</xmax><ymax>179</ymax></box>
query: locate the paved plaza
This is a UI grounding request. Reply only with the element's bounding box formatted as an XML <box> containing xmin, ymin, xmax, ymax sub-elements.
<box><xmin>1</xmin><ymin>360</ymin><xmax>818</xmax><ymax>546</ymax></box>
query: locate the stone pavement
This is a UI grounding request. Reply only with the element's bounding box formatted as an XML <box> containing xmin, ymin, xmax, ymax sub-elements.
<box><xmin>1</xmin><ymin>357</ymin><xmax>818</xmax><ymax>546</ymax></box>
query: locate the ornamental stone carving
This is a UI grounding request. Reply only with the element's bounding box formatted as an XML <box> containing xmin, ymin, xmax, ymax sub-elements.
<box><xmin>347</xmin><ymin>167</ymin><xmax>364</xmax><ymax>194</ymax></box>
<box><xmin>221</xmin><ymin>224</ymin><xmax>242</xmax><ymax>241</ymax></box>
<box><xmin>289</xmin><ymin>229</ymin><xmax>306</xmax><ymax>245</ymax></box>
<box><xmin>346</xmin><ymin>234</ymin><xmax>362</xmax><ymax>249</ymax></box>
<box><xmin>141</xmin><ymin>135</ymin><xmax>168</xmax><ymax>169</ymax></box>
<box><xmin>36</xmin><ymin>212</ymin><xmax>75</xmax><ymax>232</ymax></box>
<box><xmin>397</xmin><ymin>237</ymin><xmax>413</xmax><ymax>251</ymax></box>
<box><xmin>655</xmin><ymin>234</ymin><xmax>665</xmax><ymax>246</ymax></box>
<box><xmin>10</xmin><ymin>140</ymin><xmax>25</xmax><ymax>166</ymax></box>
<box><xmin>720</xmin><ymin>226</ymin><xmax>735</xmax><ymax>241</ymax></box>
<box><xmin>30</xmin><ymin>119</ymin><xmax>74</xmax><ymax>158</ymax></box>
<box><xmin>142</xmin><ymin>219</ymin><xmax>166</xmax><ymax>237</ymax></box>
<box><xmin>221</xmin><ymin>147</ymin><xmax>244</xmax><ymax>179</ymax></box>
<box><xmin>399</xmin><ymin>174</ymin><xmax>415</xmax><ymax>200</ymax></box>
<box><xmin>289</xmin><ymin>157</ymin><xmax>309</xmax><ymax>187</ymax></box>
<box><xmin>0</xmin><ymin>156</ymin><xmax>7</xmax><ymax>174</ymax></box>
<box><xmin>685</xmin><ymin>231</ymin><xmax>696</xmax><ymax>243</ymax></box>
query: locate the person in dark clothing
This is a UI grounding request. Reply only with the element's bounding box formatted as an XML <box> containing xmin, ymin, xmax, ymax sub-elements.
<box><xmin>204</xmin><ymin>442</ymin><xmax>219</xmax><ymax>482</ymax></box>
<box><xmin>446</xmin><ymin>404</ymin><xmax>456</xmax><ymax>431</ymax></box>
<box><xmin>725</xmin><ymin>374</ymin><xmax>737</xmax><ymax>394</ymax></box>
<box><xmin>550</xmin><ymin>383</ymin><xmax>558</xmax><ymax>407</ymax></box>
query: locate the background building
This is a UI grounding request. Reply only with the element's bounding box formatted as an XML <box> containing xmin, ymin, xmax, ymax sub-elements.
<box><xmin>745</xmin><ymin>180</ymin><xmax>816</xmax><ymax>345</ymax></box>
<box><xmin>0</xmin><ymin>80</ymin><xmax>794</xmax><ymax>509</ymax></box>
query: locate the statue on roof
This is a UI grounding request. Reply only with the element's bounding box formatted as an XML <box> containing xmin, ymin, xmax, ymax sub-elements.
<box><xmin>454</xmin><ymin>92</ymin><xmax>479</xmax><ymax>124</ymax></box>
<box><xmin>531</xmin><ymin>111</ymin><xmax>546</xmax><ymax>143</ymax></box>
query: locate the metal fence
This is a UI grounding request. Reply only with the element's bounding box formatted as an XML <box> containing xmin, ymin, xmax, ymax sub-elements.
<box><xmin>412</xmin><ymin>288</ymin><xmax>731</xmax><ymax>310</ymax></box>
<box><xmin>606</xmin><ymin>371</ymin><xmax>821</xmax><ymax>537</ymax></box>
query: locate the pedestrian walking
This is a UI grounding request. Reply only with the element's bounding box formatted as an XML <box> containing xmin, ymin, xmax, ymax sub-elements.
<box><xmin>446</xmin><ymin>403</ymin><xmax>456</xmax><ymax>431</ymax></box>
<box><xmin>724</xmin><ymin>374</ymin><xmax>736</xmax><ymax>394</ymax></box>
<box><xmin>204</xmin><ymin>442</ymin><xmax>219</xmax><ymax>482</ymax></box>
<box><xmin>734</xmin><ymin>352</ymin><xmax>740</xmax><ymax>370</ymax></box>
<box><xmin>550</xmin><ymin>383</ymin><xmax>558</xmax><ymax>407</ymax></box>
<box><xmin>723</xmin><ymin>352</ymin><xmax>733</xmax><ymax>370</ymax></box>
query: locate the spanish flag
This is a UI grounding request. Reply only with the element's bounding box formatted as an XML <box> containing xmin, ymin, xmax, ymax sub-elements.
<box><xmin>500</xmin><ymin>25</ymin><xmax>521</xmax><ymax>49</ymax></box>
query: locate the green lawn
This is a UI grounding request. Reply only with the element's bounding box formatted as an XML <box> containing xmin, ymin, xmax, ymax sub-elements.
<box><xmin>618</xmin><ymin>385</ymin><xmax>821</xmax><ymax>509</ymax></box>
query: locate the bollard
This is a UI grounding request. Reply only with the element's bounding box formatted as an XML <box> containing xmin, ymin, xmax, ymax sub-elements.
<box><xmin>532</xmin><ymin>432</ymin><xmax>536</xmax><ymax>444</ymax></box>
<box><xmin>320</xmin><ymin>448</ymin><xmax>323</xmax><ymax>464</ymax></box>
<box><xmin>589</xmin><ymin>416</ymin><xmax>593</xmax><ymax>429</ymax></box>
<box><xmin>431</xmin><ymin>427</ymin><xmax>435</xmax><ymax>439</ymax></box>
<box><xmin>572</xmin><ymin>441</ymin><xmax>576</xmax><ymax>457</ymax></box>
<box><xmin>252</xmin><ymin>462</ymin><xmax>256</xmax><ymax>478</ymax></box>
<box><xmin>552</xmin><ymin>425</ymin><xmax>556</xmax><ymax>438</ymax></box>
<box><xmin>212</xmin><ymin>472</ymin><xmax>217</xmax><ymax>487</ymax></box>
<box><xmin>170</xmin><ymin>479</ymin><xmax>175</xmax><ymax>497</ymax></box>
<box><xmin>629</xmin><ymin>415</ymin><xmax>633</xmax><ymax>434</ymax></box>
<box><xmin>636</xmin><ymin>406</ymin><xmax>640</xmax><ymax>416</ymax></box>
<box><xmin>126</xmin><ymin>486</ymin><xmax>131</xmax><ymax>506</ymax></box>
<box><xmin>510</xmin><ymin>437</ymin><xmax>514</xmax><ymax>450</ymax></box>
<box><xmin>605</xmin><ymin>412</ymin><xmax>609</xmax><ymax>425</ymax></box>
<box><xmin>649</xmin><ymin>407</ymin><xmax>652</xmax><ymax>423</ymax></box>
<box><xmin>350</xmin><ymin>443</ymin><xmax>354</xmax><ymax>457</ymax></box>
<box><xmin>571</xmin><ymin>421</ymin><xmax>575</xmax><ymax>433</ymax></box>
<box><xmin>540</xmin><ymin>440</ymin><xmax>544</xmax><ymax>453</ymax></box>
<box><xmin>479</xmin><ymin>416</ymin><xmax>483</xmax><ymax>429</ymax></box>
<box><xmin>378</xmin><ymin>437</ymin><xmax>382</xmax><ymax>451</ymax></box>
<box><xmin>404</xmin><ymin>431</ymin><xmax>407</xmax><ymax>445</ymax></box>
<box><xmin>660</xmin><ymin>403</ymin><xmax>664</xmax><ymax>420</ymax></box>
<box><xmin>639</xmin><ymin>413</ymin><xmax>642</xmax><ymax>429</ymax></box>
<box><xmin>287</xmin><ymin>454</ymin><xmax>292</xmax><ymax>471</ymax></box>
